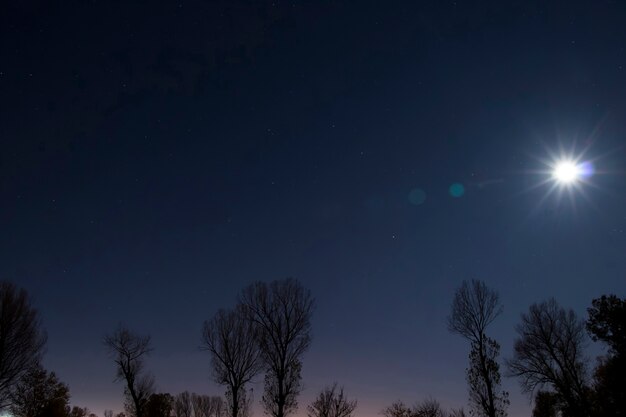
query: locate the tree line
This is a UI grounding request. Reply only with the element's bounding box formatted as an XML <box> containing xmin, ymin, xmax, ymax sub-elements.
<box><xmin>0</xmin><ymin>278</ymin><xmax>624</xmax><ymax>417</ymax></box>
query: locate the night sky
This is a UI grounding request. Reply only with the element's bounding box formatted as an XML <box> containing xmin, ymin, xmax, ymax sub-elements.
<box><xmin>2</xmin><ymin>1</ymin><xmax>626</xmax><ymax>416</ymax></box>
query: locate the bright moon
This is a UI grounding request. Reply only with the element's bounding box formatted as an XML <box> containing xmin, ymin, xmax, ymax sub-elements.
<box><xmin>553</xmin><ymin>161</ymin><xmax>581</xmax><ymax>183</ymax></box>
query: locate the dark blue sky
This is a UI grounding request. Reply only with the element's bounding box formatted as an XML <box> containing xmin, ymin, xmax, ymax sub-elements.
<box><xmin>2</xmin><ymin>1</ymin><xmax>626</xmax><ymax>416</ymax></box>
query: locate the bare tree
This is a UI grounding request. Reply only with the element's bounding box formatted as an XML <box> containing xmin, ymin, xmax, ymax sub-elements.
<box><xmin>191</xmin><ymin>393</ymin><xmax>209</xmax><ymax>417</ymax></box>
<box><xmin>201</xmin><ymin>306</ymin><xmax>262</xmax><ymax>417</ymax></box>
<box><xmin>382</xmin><ymin>401</ymin><xmax>415</xmax><ymax>417</ymax></box>
<box><xmin>104</xmin><ymin>325</ymin><xmax>155</xmax><ymax>417</ymax></box>
<box><xmin>447</xmin><ymin>280</ymin><xmax>507</xmax><ymax>417</ymax></box>
<box><xmin>105</xmin><ymin>410</ymin><xmax>114</xmax><ymax>417</ymax></box>
<box><xmin>174</xmin><ymin>392</ymin><xmax>193</xmax><ymax>417</ymax></box>
<box><xmin>191</xmin><ymin>394</ymin><xmax>224</xmax><ymax>417</ymax></box>
<box><xmin>212</xmin><ymin>395</ymin><xmax>225</xmax><ymax>417</ymax></box>
<box><xmin>0</xmin><ymin>281</ymin><xmax>47</xmax><ymax>410</ymax></box>
<box><xmin>413</xmin><ymin>398</ymin><xmax>447</xmax><ymax>417</ymax></box>
<box><xmin>191</xmin><ymin>393</ymin><xmax>206</xmax><ymax>417</ymax></box>
<box><xmin>240</xmin><ymin>278</ymin><xmax>315</xmax><ymax>417</ymax></box>
<box><xmin>382</xmin><ymin>400</ymin><xmax>466</xmax><ymax>417</ymax></box>
<box><xmin>307</xmin><ymin>384</ymin><xmax>357</xmax><ymax>417</ymax></box>
<box><xmin>448</xmin><ymin>409</ymin><xmax>467</xmax><ymax>417</ymax></box>
<box><xmin>506</xmin><ymin>298</ymin><xmax>590</xmax><ymax>417</ymax></box>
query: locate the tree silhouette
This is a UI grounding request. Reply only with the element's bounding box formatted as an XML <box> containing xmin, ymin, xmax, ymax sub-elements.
<box><xmin>9</xmin><ymin>363</ymin><xmax>69</xmax><ymax>417</ymax></box>
<box><xmin>413</xmin><ymin>398</ymin><xmax>447</xmax><ymax>417</ymax></box>
<box><xmin>192</xmin><ymin>394</ymin><xmax>224</xmax><ymax>417</ymax></box>
<box><xmin>448</xmin><ymin>409</ymin><xmax>467</xmax><ymax>417</ymax></box>
<box><xmin>382</xmin><ymin>401</ymin><xmax>414</xmax><ymax>417</ymax></box>
<box><xmin>586</xmin><ymin>294</ymin><xmax>626</xmax><ymax>417</ymax></box>
<box><xmin>69</xmin><ymin>407</ymin><xmax>90</xmax><ymax>417</ymax></box>
<box><xmin>201</xmin><ymin>306</ymin><xmax>262</xmax><ymax>417</ymax></box>
<box><xmin>382</xmin><ymin>399</ymin><xmax>466</xmax><ymax>417</ymax></box>
<box><xmin>212</xmin><ymin>395</ymin><xmax>225</xmax><ymax>417</ymax></box>
<box><xmin>587</xmin><ymin>294</ymin><xmax>626</xmax><ymax>355</ymax></box>
<box><xmin>466</xmin><ymin>338</ymin><xmax>508</xmax><ymax>417</ymax></box>
<box><xmin>174</xmin><ymin>391</ymin><xmax>193</xmax><ymax>417</ymax></box>
<box><xmin>104</xmin><ymin>324</ymin><xmax>155</xmax><ymax>417</ymax></box>
<box><xmin>240</xmin><ymin>278</ymin><xmax>315</xmax><ymax>417</ymax></box>
<box><xmin>531</xmin><ymin>391</ymin><xmax>560</xmax><ymax>417</ymax></box>
<box><xmin>146</xmin><ymin>393</ymin><xmax>173</xmax><ymax>417</ymax></box>
<box><xmin>447</xmin><ymin>280</ymin><xmax>507</xmax><ymax>417</ymax></box>
<box><xmin>0</xmin><ymin>281</ymin><xmax>47</xmax><ymax>409</ymax></box>
<box><xmin>507</xmin><ymin>298</ymin><xmax>590</xmax><ymax>417</ymax></box>
<box><xmin>306</xmin><ymin>383</ymin><xmax>357</xmax><ymax>417</ymax></box>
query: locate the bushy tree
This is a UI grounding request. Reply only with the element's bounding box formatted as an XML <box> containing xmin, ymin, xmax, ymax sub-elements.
<box><xmin>587</xmin><ymin>295</ymin><xmax>626</xmax><ymax>355</ymax></box>
<box><xmin>531</xmin><ymin>391</ymin><xmax>559</xmax><ymax>417</ymax></box>
<box><xmin>146</xmin><ymin>393</ymin><xmax>173</xmax><ymax>417</ymax></box>
<box><xmin>9</xmin><ymin>363</ymin><xmax>70</xmax><ymax>417</ymax></box>
<box><xmin>586</xmin><ymin>294</ymin><xmax>626</xmax><ymax>417</ymax></box>
<box><xmin>69</xmin><ymin>407</ymin><xmax>90</xmax><ymax>417</ymax></box>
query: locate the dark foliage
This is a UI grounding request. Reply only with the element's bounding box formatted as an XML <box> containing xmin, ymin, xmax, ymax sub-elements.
<box><xmin>531</xmin><ymin>391</ymin><xmax>560</xmax><ymax>417</ymax></box>
<box><xmin>68</xmin><ymin>407</ymin><xmax>90</xmax><ymax>417</ymax></box>
<box><xmin>587</xmin><ymin>295</ymin><xmax>626</xmax><ymax>417</ymax></box>
<box><xmin>9</xmin><ymin>363</ymin><xmax>70</xmax><ymax>417</ymax></box>
<box><xmin>466</xmin><ymin>339</ymin><xmax>508</xmax><ymax>417</ymax></box>
<box><xmin>146</xmin><ymin>393</ymin><xmax>174</xmax><ymax>417</ymax></box>
<box><xmin>587</xmin><ymin>295</ymin><xmax>626</xmax><ymax>355</ymax></box>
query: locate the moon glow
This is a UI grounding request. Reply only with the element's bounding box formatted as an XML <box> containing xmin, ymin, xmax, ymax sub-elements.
<box><xmin>553</xmin><ymin>161</ymin><xmax>581</xmax><ymax>184</ymax></box>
